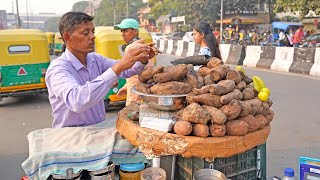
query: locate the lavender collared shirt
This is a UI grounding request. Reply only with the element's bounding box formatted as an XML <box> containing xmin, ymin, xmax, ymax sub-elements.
<box><xmin>45</xmin><ymin>49</ymin><xmax>145</xmax><ymax>128</ymax></box>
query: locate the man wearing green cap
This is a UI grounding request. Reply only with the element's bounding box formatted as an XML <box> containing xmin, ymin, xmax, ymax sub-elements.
<box><xmin>115</xmin><ymin>18</ymin><xmax>154</xmax><ymax>105</ymax></box>
<box><xmin>114</xmin><ymin>18</ymin><xmax>141</xmax><ymax>51</ymax></box>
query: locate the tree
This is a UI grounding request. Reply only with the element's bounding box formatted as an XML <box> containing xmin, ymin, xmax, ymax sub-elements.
<box><xmin>273</xmin><ymin>0</ymin><xmax>320</xmax><ymax>18</ymax></box>
<box><xmin>72</xmin><ymin>1</ymin><xmax>90</xmax><ymax>12</ymax></box>
<box><xmin>93</xmin><ymin>0</ymin><xmax>144</xmax><ymax>26</ymax></box>
<box><xmin>148</xmin><ymin>0</ymin><xmax>221</xmax><ymax>29</ymax></box>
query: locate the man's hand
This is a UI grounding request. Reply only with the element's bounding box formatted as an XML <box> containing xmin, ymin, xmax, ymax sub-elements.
<box><xmin>112</xmin><ymin>39</ymin><xmax>150</xmax><ymax>75</ymax></box>
<box><xmin>116</xmin><ymin>86</ymin><xmax>127</xmax><ymax>97</ymax></box>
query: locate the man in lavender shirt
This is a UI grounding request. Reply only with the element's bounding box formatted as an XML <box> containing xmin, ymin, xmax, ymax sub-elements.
<box><xmin>45</xmin><ymin>12</ymin><xmax>152</xmax><ymax>128</ymax></box>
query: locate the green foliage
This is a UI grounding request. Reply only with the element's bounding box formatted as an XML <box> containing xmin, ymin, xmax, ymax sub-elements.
<box><xmin>148</xmin><ymin>0</ymin><xmax>220</xmax><ymax>28</ymax></box>
<box><xmin>44</xmin><ymin>17</ymin><xmax>60</xmax><ymax>32</ymax></box>
<box><xmin>273</xmin><ymin>0</ymin><xmax>320</xmax><ymax>18</ymax></box>
<box><xmin>72</xmin><ymin>1</ymin><xmax>89</xmax><ymax>12</ymax></box>
<box><xmin>93</xmin><ymin>0</ymin><xmax>144</xmax><ymax>26</ymax></box>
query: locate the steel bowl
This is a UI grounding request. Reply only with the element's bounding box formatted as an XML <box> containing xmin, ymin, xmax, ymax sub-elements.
<box><xmin>193</xmin><ymin>169</ymin><xmax>227</xmax><ymax>180</ymax></box>
<box><xmin>131</xmin><ymin>86</ymin><xmax>187</xmax><ymax>111</ymax></box>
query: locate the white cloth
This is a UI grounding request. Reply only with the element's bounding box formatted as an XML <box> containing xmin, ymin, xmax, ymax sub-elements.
<box><xmin>22</xmin><ymin>118</ymin><xmax>146</xmax><ymax>180</ymax></box>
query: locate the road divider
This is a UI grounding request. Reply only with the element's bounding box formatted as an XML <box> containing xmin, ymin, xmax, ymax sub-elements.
<box><xmin>155</xmin><ymin>40</ymin><xmax>320</xmax><ymax>77</ymax></box>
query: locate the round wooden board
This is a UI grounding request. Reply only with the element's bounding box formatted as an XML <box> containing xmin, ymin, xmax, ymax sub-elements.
<box><xmin>117</xmin><ymin>104</ymin><xmax>271</xmax><ymax>159</ymax></box>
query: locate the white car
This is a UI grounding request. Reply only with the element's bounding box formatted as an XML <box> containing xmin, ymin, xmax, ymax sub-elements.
<box><xmin>151</xmin><ymin>32</ymin><xmax>164</xmax><ymax>42</ymax></box>
<box><xmin>183</xmin><ymin>32</ymin><xmax>194</xmax><ymax>42</ymax></box>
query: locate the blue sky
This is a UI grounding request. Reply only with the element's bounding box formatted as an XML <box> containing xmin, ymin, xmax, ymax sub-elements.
<box><xmin>2</xmin><ymin>0</ymin><xmax>82</xmax><ymax>15</ymax></box>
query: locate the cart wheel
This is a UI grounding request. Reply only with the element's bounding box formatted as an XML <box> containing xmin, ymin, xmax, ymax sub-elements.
<box><xmin>104</xmin><ymin>99</ymin><xmax>110</xmax><ymax>112</ymax></box>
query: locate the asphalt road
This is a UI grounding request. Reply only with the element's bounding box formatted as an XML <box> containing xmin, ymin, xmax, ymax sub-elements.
<box><xmin>0</xmin><ymin>54</ymin><xmax>320</xmax><ymax>179</ymax></box>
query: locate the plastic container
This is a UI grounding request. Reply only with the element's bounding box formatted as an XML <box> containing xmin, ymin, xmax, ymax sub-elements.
<box><xmin>119</xmin><ymin>163</ymin><xmax>145</xmax><ymax>180</ymax></box>
<box><xmin>281</xmin><ymin>168</ymin><xmax>297</xmax><ymax>180</ymax></box>
<box><xmin>174</xmin><ymin>143</ymin><xmax>266</xmax><ymax>180</ymax></box>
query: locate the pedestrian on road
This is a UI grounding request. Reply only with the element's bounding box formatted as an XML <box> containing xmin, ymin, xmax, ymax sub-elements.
<box><xmin>293</xmin><ymin>25</ymin><xmax>304</xmax><ymax>47</ymax></box>
<box><xmin>45</xmin><ymin>12</ymin><xmax>153</xmax><ymax>128</ymax></box>
<box><xmin>193</xmin><ymin>21</ymin><xmax>221</xmax><ymax>59</ymax></box>
<box><xmin>115</xmin><ymin>18</ymin><xmax>156</xmax><ymax>106</ymax></box>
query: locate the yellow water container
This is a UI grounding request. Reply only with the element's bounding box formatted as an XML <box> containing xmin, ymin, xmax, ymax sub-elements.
<box><xmin>119</xmin><ymin>163</ymin><xmax>145</xmax><ymax>180</ymax></box>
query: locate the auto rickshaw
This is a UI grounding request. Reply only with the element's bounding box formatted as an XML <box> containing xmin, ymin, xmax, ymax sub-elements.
<box><xmin>94</xmin><ymin>26</ymin><xmax>155</xmax><ymax>110</ymax></box>
<box><xmin>45</xmin><ymin>32</ymin><xmax>55</xmax><ymax>55</ymax></box>
<box><xmin>54</xmin><ymin>32</ymin><xmax>64</xmax><ymax>55</ymax></box>
<box><xmin>0</xmin><ymin>29</ymin><xmax>50</xmax><ymax>101</ymax></box>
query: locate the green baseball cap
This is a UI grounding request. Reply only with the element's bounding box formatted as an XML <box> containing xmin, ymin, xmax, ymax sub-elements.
<box><xmin>114</xmin><ymin>18</ymin><xmax>140</xmax><ymax>30</ymax></box>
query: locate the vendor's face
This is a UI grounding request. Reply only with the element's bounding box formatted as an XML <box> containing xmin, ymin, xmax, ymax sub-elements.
<box><xmin>64</xmin><ymin>21</ymin><xmax>95</xmax><ymax>53</ymax></box>
<box><xmin>121</xmin><ymin>28</ymin><xmax>138</xmax><ymax>43</ymax></box>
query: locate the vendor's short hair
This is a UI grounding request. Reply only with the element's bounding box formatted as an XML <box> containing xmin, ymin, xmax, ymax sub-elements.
<box><xmin>59</xmin><ymin>12</ymin><xmax>93</xmax><ymax>42</ymax></box>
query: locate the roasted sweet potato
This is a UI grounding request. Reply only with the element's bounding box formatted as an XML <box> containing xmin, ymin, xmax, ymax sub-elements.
<box><xmin>226</xmin><ymin>120</ymin><xmax>249</xmax><ymax>136</ymax></box>
<box><xmin>242</xmin><ymin>88</ymin><xmax>255</xmax><ymax>100</ymax></box>
<box><xmin>150</xmin><ymin>81</ymin><xmax>192</xmax><ymax>95</ymax></box>
<box><xmin>255</xmin><ymin>114</ymin><xmax>268</xmax><ymax>129</ymax></box>
<box><xmin>202</xmin><ymin>105</ymin><xmax>227</xmax><ymax>125</ymax></box>
<box><xmin>173</xmin><ymin>121</ymin><xmax>193</xmax><ymax>136</ymax></box>
<box><xmin>220</xmin><ymin>89</ymin><xmax>243</xmax><ymax>105</ymax></box>
<box><xmin>187</xmin><ymin>93</ymin><xmax>223</xmax><ymax>108</ymax></box>
<box><xmin>209</xmin><ymin>65</ymin><xmax>230</xmax><ymax>81</ymax></box>
<box><xmin>209</xmin><ymin>124</ymin><xmax>226</xmax><ymax>137</ymax></box>
<box><xmin>220</xmin><ymin>99</ymin><xmax>242</xmax><ymax>120</ymax></box>
<box><xmin>182</xmin><ymin>103</ymin><xmax>211</xmax><ymax>125</ymax></box>
<box><xmin>207</xmin><ymin>57</ymin><xmax>223</xmax><ymax>69</ymax></box>
<box><xmin>186</xmin><ymin>64</ymin><xmax>199</xmax><ymax>88</ymax></box>
<box><xmin>138</xmin><ymin>66</ymin><xmax>164</xmax><ymax>83</ymax></box>
<box><xmin>193</xmin><ymin>124</ymin><xmax>209</xmax><ymax>137</ymax></box>
<box><xmin>153</xmin><ymin>64</ymin><xmax>188</xmax><ymax>83</ymax></box>
<box><xmin>238</xmin><ymin>114</ymin><xmax>259</xmax><ymax>132</ymax></box>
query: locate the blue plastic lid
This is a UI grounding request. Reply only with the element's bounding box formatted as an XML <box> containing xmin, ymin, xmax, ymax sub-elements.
<box><xmin>284</xmin><ymin>168</ymin><xmax>294</xmax><ymax>177</ymax></box>
<box><xmin>120</xmin><ymin>163</ymin><xmax>145</xmax><ymax>172</ymax></box>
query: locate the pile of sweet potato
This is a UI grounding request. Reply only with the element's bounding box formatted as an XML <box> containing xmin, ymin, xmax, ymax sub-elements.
<box><xmin>136</xmin><ymin>57</ymin><xmax>274</xmax><ymax>137</ymax></box>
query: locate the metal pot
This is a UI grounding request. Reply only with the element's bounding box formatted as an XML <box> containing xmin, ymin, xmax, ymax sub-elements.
<box><xmin>193</xmin><ymin>169</ymin><xmax>227</xmax><ymax>180</ymax></box>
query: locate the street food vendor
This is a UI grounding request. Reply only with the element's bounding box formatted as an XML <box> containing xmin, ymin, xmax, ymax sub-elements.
<box><xmin>45</xmin><ymin>12</ymin><xmax>153</xmax><ymax>128</ymax></box>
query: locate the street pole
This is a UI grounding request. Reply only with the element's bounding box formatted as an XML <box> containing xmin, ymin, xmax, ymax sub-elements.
<box><xmin>126</xmin><ymin>0</ymin><xmax>128</xmax><ymax>18</ymax></box>
<box><xmin>220</xmin><ymin>0</ymin><xmax>223</xmax><ymax>43</ymax></box>
<box><xmin>16</xmin><ymin>0</ymin><xmax>21</xmax><ymax>29</ymax></box>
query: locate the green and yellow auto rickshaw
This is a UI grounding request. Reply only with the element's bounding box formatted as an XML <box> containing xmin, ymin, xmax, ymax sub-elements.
<box><xmin>45</xmin><ymin>32</ymin><xmax>55</xmax><ymax>55</ymax></box>
<box><xmin>94</xmin><ymin>26</ymin><xmax>155</xmax><ymax>110</ymax></box>
<box><xmin>0</xmin><ymin>29</ymin><xmax>50</xmax><ymax>101</ymax></box>
<box><xmin>54</xmin><ymin>32</ymin><xmax>64</xmax><ymax>56</ymax></box>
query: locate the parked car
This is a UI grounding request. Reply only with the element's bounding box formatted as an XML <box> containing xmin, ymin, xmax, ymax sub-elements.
<box><xmin>166</xmin><ymin>32</ymin><xmax>185</xmax><ymax>40</ymax></box>
<box><xmin>182</xmin><ymin>31</ymin><xmax>194</xmax><ymax>42</ymax></box>
<box><xmin>150</xmin><ymin>32</ymin><xmax>164</xmax><ymax>42</ymax></box>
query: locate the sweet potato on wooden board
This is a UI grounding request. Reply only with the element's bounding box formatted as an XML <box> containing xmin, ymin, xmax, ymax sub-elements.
<box><xmin>245</xmin><ymin>98</ymin><xmax>263</xmax><ymax>115</ymax></box>
<box><xmin>192</xmin><ymin>85</ymin><xmax>212</xmax><ymax>95</ymax></box>
<box><xmin>196</xmin><ymin>74</ymin><xmax>205</xmax><ymax>88</ymax></box>
<box><xmin>220</xmin><ymin>89</ymin><xmax>243</xmax><ymax>105</ymax></box>
<box><xmin>193</xmin><ymin>124</ymin><xmax>210</xmax><ymax>137</ymax></box>
<box><xmin>239</xmin><ymin>101</ymin><xmax>252</xmax><ymax>117</ymax></box>
<box><xmin>182</xmin><ymin>103</ymin><xmax>211</xmax><ymax>125</ymax></box>
<box><xmin>198</xmin><ymin>66</ymin><xmax>212</xmax><ymax>77</ymax></box>
<box><xmin>209</xmin><ymin>65</ymin><xmax>230</xmax><ymax>81</ymax></box>
<box><xmin>207</xmin><ymin>57</ymin><xmax>223</xmax><ymax>69</ymax></box>
<box><xmin>236</xmin><ymin>81</ymin><xmax>247</xmax><ymax>91</ymax></box>
<box><xmin>136</xmin><ymin>81</ymin><xmax>150</xmax><ymax>94</ymax></box>
<box><xmin>150</xmin><ymin>81</ymin><xmax>192</xmax><ymax>95</ymax></box>
<box><xmin>173</xmin><ymin>121</ymin><xmax>193</xmax><ymax>136</ymax></box>
<box><xmin>255</xmin><ymin>114</ymin><xmax>268</xmax><ymax>129</ymax></box>
<box><xmin>153</xmin><ymin>64</ymin><xmax>188</xmax><ymax>83</ymax></box>
<box><xmin>226</xmin><ymin>70</ymin><xmax>242</xmax><ymax>84</ymax></box>
<box><xmin>238</xmin><ymin>71</ymin><xmax>253</xmax><ymax>84</ymax></box>
<box><xmin>202</xmin><ymin>105</ymin><xmax>227</xmax><ymax>125</ymax></box>
<box><xmin>220</xmin><ymin>99</ymin><xmax>242</xmax><ymax>120</ymax></box>
<box><xmin>226</xmin><ymin>120</ymin><xmax>249</xmax><ymax>136</ymax></box>
<box><xmin>209</xmin><ymin>80</ymin><xmax>235</xmax><ymax>96</ymax></box>
<box><xmin>238</xmin><ymin>114</ymin><xmax>259</xmax><ymax>132</ymax></box>
<box><xmin>187</xmin><ymin>93</ymin><xmax>223</xmax><ymax>108</ymax></box>
<box><xmin>138</xmin><ymin>66</ymin><xmax>164</xmax><ymax>83</ymax></box>
<box><xmin>209</xmin><ymin>124</ymin><xmax>226</xmax><ymax>137</ymax></box>
<box><xmin>204</xmin><ymin>75</ymin><xmax>214</xmax><ymax>85</ymax></box>
<box><xmin>265</xmin><ymin>109</ymin><xmax>274</xmax><ymax>125</ymax></box>
<box><xmin>186</xmin><ymin>64</ymin><xmax>199</xmax><ymax>88</ymax></box>
<box><xmin>242</xmin><ymin>88</ymin><xmax>255</xmax><ymax>100</ymax></box>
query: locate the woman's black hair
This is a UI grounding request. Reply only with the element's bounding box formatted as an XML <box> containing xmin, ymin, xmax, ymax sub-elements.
<box><xmin>193</xmin><ymin>21</ymin><xmax>221</xmax><ymax>59</ymax></box>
